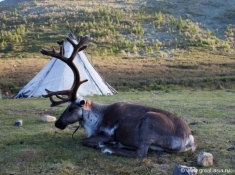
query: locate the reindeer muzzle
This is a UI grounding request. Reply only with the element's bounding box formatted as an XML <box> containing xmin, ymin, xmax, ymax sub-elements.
<box><xmin>55</xmin><ymin>120</ymin><xmax>67</xmax><ymax>130</ymax></box>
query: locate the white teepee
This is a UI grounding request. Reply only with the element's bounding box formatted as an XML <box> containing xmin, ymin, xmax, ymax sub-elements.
<box><xmin>14</xmin><ymin>34</ymin><xmax>117</xmax><ymax>98</ymax></box>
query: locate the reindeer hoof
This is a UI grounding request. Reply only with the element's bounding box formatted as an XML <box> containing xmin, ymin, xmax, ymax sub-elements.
<box><xmin>98</xmin><ymin>142</ymin><xmax>105</xmax><ymax>148</ymax></box>
<box><xmin>100</xmin><ymin>147</ymin><xmax>113</xmax><ymax>154</ymax></box>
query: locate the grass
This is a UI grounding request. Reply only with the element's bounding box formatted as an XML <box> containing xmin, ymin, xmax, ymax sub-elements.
<box><xmin>0</xmin><ymin>90</ymin><xmax>235</xmax><ymax>174</ymax></box>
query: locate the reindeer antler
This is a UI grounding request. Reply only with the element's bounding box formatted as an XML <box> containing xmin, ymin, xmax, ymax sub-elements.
<box><xmin>41</xmin><ymin>35</ymin><xmax>90</xmax><ymax>107</ymax></box>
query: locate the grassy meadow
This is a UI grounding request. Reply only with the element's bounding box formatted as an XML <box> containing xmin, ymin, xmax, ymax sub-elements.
<box><xmin>0</xmin><ymin>90</ymin><xmax>235</xmax><ymax>175</ymax></box>
<box><xmin>0</xmin><ymin>1</ymin><xmax>235</xmax><ymax>174</ymax></box>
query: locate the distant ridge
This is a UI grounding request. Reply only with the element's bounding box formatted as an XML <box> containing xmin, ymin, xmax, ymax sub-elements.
<box><xmin>0</xmin><ymin>0</ymin><xmax>27</xmax><ymax>6</ymax></box>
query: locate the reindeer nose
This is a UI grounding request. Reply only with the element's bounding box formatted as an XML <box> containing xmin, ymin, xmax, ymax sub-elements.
<box><xmin>55</xmin><ymin>120</ymin><xmax>66</xmax><ymax>130</ymax></box>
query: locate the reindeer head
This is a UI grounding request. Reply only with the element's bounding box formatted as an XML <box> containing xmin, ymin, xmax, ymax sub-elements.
<box><xmin>41</xmin><ymin>34</ymin><xmax>90</xmax><ymax>129</ymax></box>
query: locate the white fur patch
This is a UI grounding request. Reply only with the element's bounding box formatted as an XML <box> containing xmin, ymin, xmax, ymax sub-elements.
<box><xmin>84</xmin><ymin>125</ymin><xmax>95</xmax><ymax>137</ymax></box>
<box><xmin>176</xmin><ymin>135</ymin><xmax>196</xmax><ymax>152</ymax></box>
<box><xmin>101</xmin><ymin>148</ymin><xmax>113</xmax><ymax>154</ymax></box>
<box><xmin>75</xmin><ymin>97</ymin><xmax>85</xmax><ymax>104</ymax></box>
<box><xmin>83</xmin><ymin>112</ymin><xmax>100</xmax><ymax>137</ymax></box>
<box><xmin>100</xmin><ymin>125</ymin><xmax>118</xmax><ymax>136</ymax></box>
<box><xmin>187</xmin><ymin>135</ymin><xmax>196</xmax><ymax>151</ymax></box>
<box><xmin>98</xmin><ymin>142</ymin><xmax>105</xmax><ymax>148</ymax></box>
<box><xmin>171</xmin><ymin>137</ymin><xmax>182</xmax><ymax>150</ymax></box>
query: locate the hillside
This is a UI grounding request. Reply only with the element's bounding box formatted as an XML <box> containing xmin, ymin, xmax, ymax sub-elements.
<box><xmin>0</xmin><ymin>0</ymin><xmax>235</xmax><ymax>94</ymax></box>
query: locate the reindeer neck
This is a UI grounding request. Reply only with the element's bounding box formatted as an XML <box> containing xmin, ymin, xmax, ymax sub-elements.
<box><xmin>86</xmin><ymin>101</ymin><xmax>109</xmax><ymax>113</ymax></box>
<box><xmin>82</xmin><ymin>101</ymin><xmax>109</xmax><ymax>137</ymax></box>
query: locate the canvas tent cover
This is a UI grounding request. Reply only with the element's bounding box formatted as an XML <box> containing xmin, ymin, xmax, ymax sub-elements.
<box><xmin>14</xmin><ymin>35</ymin><xmax>116</xmax><ymax>98</ymax></box>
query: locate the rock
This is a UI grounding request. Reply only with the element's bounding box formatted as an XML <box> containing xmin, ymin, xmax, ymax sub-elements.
<box><xmin>173</xmin><ymin>165</ymin><xmax>198</xmax><ymax>175</ymax></box>
<box><xmin>197</xmin><ymin>151</ymin><xmax>213</xmax><ymax>167</ymax></box>
<box><xmin>14</xmin><ymin>119</ymin><xmax>23</xmax><ymax>126</ymax></box>
<box><xmin>41</xmin><ymin>115</ymin><xmax>56</xmax><ymax>122</ymax></box>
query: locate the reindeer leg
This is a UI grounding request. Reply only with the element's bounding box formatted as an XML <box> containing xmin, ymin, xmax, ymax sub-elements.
<box><xmin>100</xmin><ymin>113</ymin><xmax>156</xmax><ymax>158</ymax></box>
<box><xmin>100</xmin><ymin>146</ymin><xmax>137</xmax><ymax>158</ymax></box>
<box><xmin>135</xmin><ymin>112</ymin><xmax>159</xmax><ymax>158</ymax></box>
<box><xmin>84</xmin><ymin>136</ymin><xmax>138</xmax><ymax>157</ymax></box>
<box><xmin>99</xmin><ymin>142</ymin><xmax>152</xmax><ymax>158</ymax></box>
<box><xmin>82</xmin><ymin>134</ymin><xmax>112</xmax><ymax>149</ymax></box>
<box><xmin>136</xmin><ymin>143</ymin><xmax>152</xmax><ymax>158</ymax></box>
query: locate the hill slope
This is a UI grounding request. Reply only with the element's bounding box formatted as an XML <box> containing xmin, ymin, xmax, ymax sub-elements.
<box><xmin>0</xmin><ymin>0</ymin><xmax>235</xmax><ymax>94</ymax></box>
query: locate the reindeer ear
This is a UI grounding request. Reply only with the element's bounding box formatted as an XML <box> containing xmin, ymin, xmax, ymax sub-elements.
<box><xmin>85</xmin><ymin>100</ymin><xmax>91</xmax><ymax>108</ymax></box>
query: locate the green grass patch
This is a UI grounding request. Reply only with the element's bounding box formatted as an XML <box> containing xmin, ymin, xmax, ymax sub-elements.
<box><xmin>0</xmin><ymin>90</ymin><xmax>234</xmax><ymax>174</ymax></box>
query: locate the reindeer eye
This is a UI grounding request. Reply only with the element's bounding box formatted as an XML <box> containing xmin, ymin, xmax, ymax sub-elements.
<box><xmin>74</xmin><ymin>98</ymin><xmax>85</xmax><ymax>107</ymax></box>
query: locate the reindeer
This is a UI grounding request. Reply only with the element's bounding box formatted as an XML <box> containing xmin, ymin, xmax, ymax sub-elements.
<box><xmin>41</xmin><ymin>34</ymin><xmax>197</xmax><ymax>158</ymax></box>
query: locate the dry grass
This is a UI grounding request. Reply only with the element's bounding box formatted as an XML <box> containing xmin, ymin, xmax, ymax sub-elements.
<box><xmin>0</xmin><ymin>58</ymin><xmax>48</xmax><ymax>94</ymax></box>
<box><xmin>90</xmin><ymin>47</ymin><xmax>235</xmax><ymax>91</ymax></box>
<box><xmin>1</xmin><ymin>47</ymin><xmax>235</xmax><ymax>94</ymax></box>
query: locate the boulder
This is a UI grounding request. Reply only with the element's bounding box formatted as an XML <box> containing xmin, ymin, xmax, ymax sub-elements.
<box><xmin>14</xmin><ymin>119</ymin><xmax>23</xmax><ymax>126</ymax></box>
<box><xmin>173</xmin><ymin>165</ymin><xmax>198</xmax><ymax>175</ymax></box>
<box><xmin>41</xmin><ymin>115</ymin><xmax>56</xmax><ymax>122</ymax></box>
<box><xmin>197</xmin><ymin>151</ymin><xmax>213</xmax><ymax>167</ymax></box>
